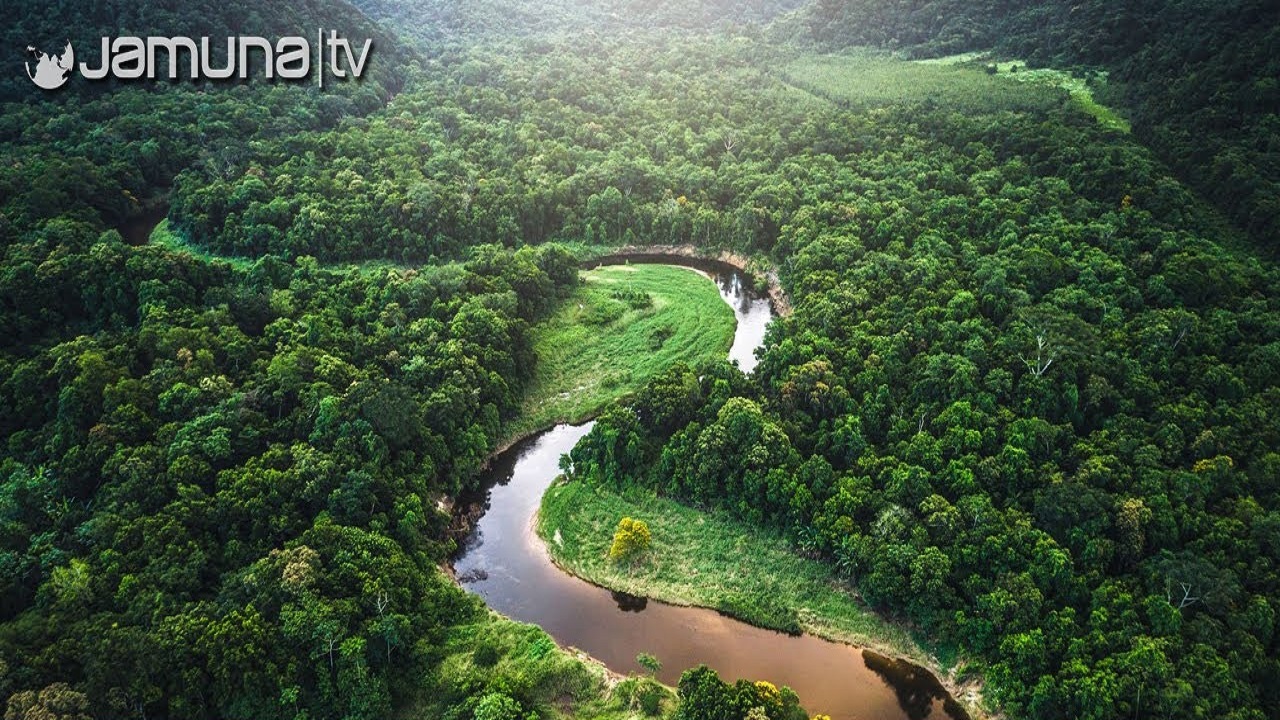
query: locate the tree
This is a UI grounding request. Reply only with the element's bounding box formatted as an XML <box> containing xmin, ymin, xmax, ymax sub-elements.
<box><xmin>4</xmin><ymin>683</ymin><xmax>92</xmax><ymax>720</ymax></box>
<box><xmin>610</xmin><ymin>517</ymin><xmax>652</xmax><ymax>562</ymax></box>
<box><xmin>675</xmin><ymin>666</ymin><xmax>734</xmax><ymax>720</ymax></box>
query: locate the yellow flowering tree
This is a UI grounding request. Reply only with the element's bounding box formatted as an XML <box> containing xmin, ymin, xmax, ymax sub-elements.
<box><xmin>609</xmin><ymin>517</ymin><xmax>652</xmax><ymax>562</ymax></box>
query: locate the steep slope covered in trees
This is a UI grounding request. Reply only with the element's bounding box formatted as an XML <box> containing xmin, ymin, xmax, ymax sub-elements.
<box><xmin>802</xmin><ymin>0</ymin><xmax>1280</xmax><ymax>246</ymax></box>
<box><xmin>352</xmin><ymin>0</ymin><xmax>808</xmax><ymax>47</ymax></box>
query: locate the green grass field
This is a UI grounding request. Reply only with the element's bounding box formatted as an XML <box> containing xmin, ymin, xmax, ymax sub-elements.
<box><xmin>510</xmin><ymin>264</ymin><xmax>736</xmax><ymax>437</ymax></box>
<box><xmin>538</xmin><ymin>479</ymin><xmax>954</xmax><ymax>672</ymax></box>
<box><xmin>782</xmin><ymin>50</ymin><xmax>1127</xmax><ymax>134</ymax></box>
<box><xmin>915</xmin><ymin>52</ymin><xmax>1131</xmax><ymax>132</ymax></box>
<box><xmin>148</xmin><ymin>219</ymin><xmax>416</xmax><ymax>274</ymax></box>
<box><xmin>781</xmin><ymin>51</ymin><xmax>1061</xmax><ymax>115</ymax></box>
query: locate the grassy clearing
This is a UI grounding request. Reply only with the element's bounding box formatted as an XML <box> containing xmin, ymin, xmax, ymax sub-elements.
<box><xmin>995</xmin><ymin>63</ymin><xmax>1130</xmax><ymax>132</ymax></box>
<box><xmin>781</xmin><ymin>51</ymin><xmax>1060</xmax><ymax>114</ymax></box>
<box><xmin>406</xmin><ymin>609</ymin><xmax>674</xmax><ymax>720</ymax></box>
<box><xmin>917</xmin><ymin>52</ymin><xmax>1131</xmax><ymax>132</ymax></box>
<box><xmin>148</xmin><ymin>219</ymin><xmax>254</xmax><ymax>270</ymax></box>
<box><xmin>782</xmin><ymin>50</ymin><xmax>1127</xmax><ymax>132</ymax></box>
<box><xmin>148</xmin><ymin>219</ymin><xmax>414</xmax><ymax>274</ymax></box>
<box><xmin>510</xmin><ymin>264</ymin><xmax>736</xmax><ymax>437</ymax></box>
<box><xmin>538</xmin><ymin>479</ymin><xmax>953</xmax><ymax>671</ymax></box>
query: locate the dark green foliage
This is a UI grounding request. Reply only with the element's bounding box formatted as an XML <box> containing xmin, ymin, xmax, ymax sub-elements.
<box><xmin>803</xmin><ymin>0</ymin><xmax>1280</xmax><ymax>246</ymax></box>
<box><xmin>353</xmin><ymin>0</ymin><xmax>809</xmax><ymax>48</ymax></box>
<box><xmin>0</xmin><ymin>7</ymin><xmax>575</xmax><ymax>716</ymax></box>
<box><xmin>613</xmin><ymin>288</ymin><xmax>655</xmax><ymax>310</ymax></box>
<box><xmin>473</xmin><ymin>641</ymin><xmax>501</xmax><ymax>668</ymax></box>
<box><xmin>165</xmin><ymin>37</ymin><xmax>829</xmax><ymax>263</ymax></box>
<box><xmin>0</xmin><ymin>241</ymin><xmax>577</xmax><ymax>717</ymax></box>
<box><xmin>649</xmin><ymin>324</ymin><xmax>676</xmax><ymax>350</ymax></box>
<box><xmin>4</xmin><ymin>1</ymin><xmax>1279</xmax><ymax>719</ymax></box>
<box><xmin>675</xmin><ymin>666</ymin><xmax>807</xmax><ymax>720</ymax></box>
<box><xmin>565</xmin><ymin>54</ymin><xmax>1280</xmax><ymax>720</ymax></box>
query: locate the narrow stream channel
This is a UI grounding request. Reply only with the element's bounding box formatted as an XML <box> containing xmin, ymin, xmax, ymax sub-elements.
<box><xmin>453</xmin><ymin>262</ymin><xmax>967</xmax><ymax>720</ymax></box>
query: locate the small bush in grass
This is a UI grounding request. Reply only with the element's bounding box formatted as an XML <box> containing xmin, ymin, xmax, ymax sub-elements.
<box><xmin>473</xmin><ymin>692</ymin><xmax>521</xmax><ymax>720</ymax></box>
<box><xmin>637</xmin><ymin>680</ymin><xmax>664</xmax><ymax>715</ymax></box>
<box><xmin>611</xmin><ymin>288</ymin><xmax>653</xmax><ymax>309</ymax></box>
<box><xmin>648</xmin><ymin>324</ymin><xmax>675</xmax><ymax>350</ymax></box>
<box><xmin>618</xmin><ymin>677</ymin><xmax>667</xmax><ymax>716</ymax></box>
<box><xmin>609</xmin><ymin>517</ymin><xmax>651</xmax><ymax>562</ymax></box>
<box><xmin>526</xmin><ymin>635</ymin><xmax>555</xmax><ymax>660</ymax></box>
<box><xmin>636</xmin><ymin>652</ymin><xmax>662</xmax><ymax>675</ymax></box>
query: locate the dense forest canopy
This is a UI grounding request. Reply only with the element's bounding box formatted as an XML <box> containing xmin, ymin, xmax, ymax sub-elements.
<box><xmin>801</xmin><ymin>0</ymin><xmax>1280</xmax><ymax>246</ymax></box>
<box><xmin>1</xmin><ymin>0</ymin><xmax>1277</xmax><ymax>719</ymax></box>
<box><xmin>352</xmin><ymin>0</ymin><xmax>809</xmax><ymax>46</ymax></box>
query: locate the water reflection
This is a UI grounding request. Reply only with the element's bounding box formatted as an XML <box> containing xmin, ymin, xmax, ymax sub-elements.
<box><xmin>864</xmin><ymin>651</ymin><xmax>971</xmax><ymax>720</ymax></box>
<box><xmin>709</xmin><ymin>269</ymin><xmax>771</xmax><ymax>373</ymax></box>
<box><xmin>612</xmin><ymin>590</ymin><xmax>649</xmax><ymax>613</ymax></box>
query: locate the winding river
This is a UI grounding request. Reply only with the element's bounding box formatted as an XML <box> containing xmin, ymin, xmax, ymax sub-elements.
<box><xmin>116</xmin><ymin>205</ymin><xmax>968</xmax><ymax>718</ymax></box>
<box><xmin>453</xmin><ymin>261</ymin><xmax>967</xmax><ymax>720</ymax></box>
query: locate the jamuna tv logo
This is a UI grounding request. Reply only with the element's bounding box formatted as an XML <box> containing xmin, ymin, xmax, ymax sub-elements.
<box><xmin>26</xmin><ymin>41</ymin><xmax>74</xmax><ymax>90</ymax></box>
<box><xmin>23</xmin><ymin>32</ymin><xmax>372</xmax><ymax>91</ymax></box>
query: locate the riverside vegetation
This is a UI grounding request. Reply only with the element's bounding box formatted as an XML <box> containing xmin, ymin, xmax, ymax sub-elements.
<box><xmin>2</xmin><ymin>0</ymin><xmax>1278</xmax><ymax>719</ymax></box>
<box><xmin>539</xmin><ymin>469</ymin><xmax>934</xmax><ymax>664</ymax></box>
<box><xmin>511</xmin><ymin>264</ymin><xmax>736</xmax><ymax>438</ymax></box>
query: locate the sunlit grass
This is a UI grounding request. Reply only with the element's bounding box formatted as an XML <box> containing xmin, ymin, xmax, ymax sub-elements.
<box><xmin>916</xmin><ymin>52</ymin><xmax>1131</xmax><ymax>132</ymax></box>
<box><xmin>998</xmin><ymin>64</ymin><xmax>1130</xmax><ymax>132</ymax></box>
<box><xmin>148</xmin><ymin>218</ymin><xmax>416</xmax><ymax>273</ymax></box>
<box><xmin>781</xmin><ymin>50</ymin><xmax>1060</xmax><ymax>114</ymax></box>
<box><xmin>510</xmin><ymin>264</ymin><xmax>736</xmax><ymax>438</ymax></box>
<box><xmin>538</xmin><ymin>478</ymin><xmax>954</xmax><ymax>671</ymax></box>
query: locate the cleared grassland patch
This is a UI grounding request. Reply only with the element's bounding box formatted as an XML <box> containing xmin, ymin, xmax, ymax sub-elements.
<box><xmin>511</xmin><ymin>264</ymin><xmax>736</xmax><ymax>437</ymax></box>
<box><xmin>917</xmin><ymin>52</ymin><xmax>1131</xmax><ymax>132</ymax></box>
<box><xmin>781</xmin><ymin>51</ymin><xmax>1060</xmax><ymax>114</ymax></box>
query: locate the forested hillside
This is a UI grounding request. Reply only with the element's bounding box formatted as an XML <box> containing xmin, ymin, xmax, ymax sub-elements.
<box><xmin>555</xmin><ymin>47</ymin><xmax>1280</xmax><ymax>718</ymax></box>
<box><xmin>567</xmin><ymin>84</ymin><xmax>1280</xmax><ymax>715</ymax></box>
<box><xmin>168</xmin><ymin>37</ymin><xmax>821</xmax><ymax>261</ymax></box>
<box><xmin>0</xmin><ymin>2</ymin><xmax>589</xmax><ymax>717</ymax></box>
<box><xmin>352</xmin><ymin>0</ymin><xmax>807</xmax><ymax>47</ymax></box>
<box><xmin>802</xmin><ymin>0</ymin><xmax>1280</xmax><ymax>246</ymax></box>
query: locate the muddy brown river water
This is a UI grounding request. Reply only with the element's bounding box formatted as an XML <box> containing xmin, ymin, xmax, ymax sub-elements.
<box><xmin>453</xmin><ymin>262</ymin><xmax>967</xmax><ymax>720</ymax></box>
